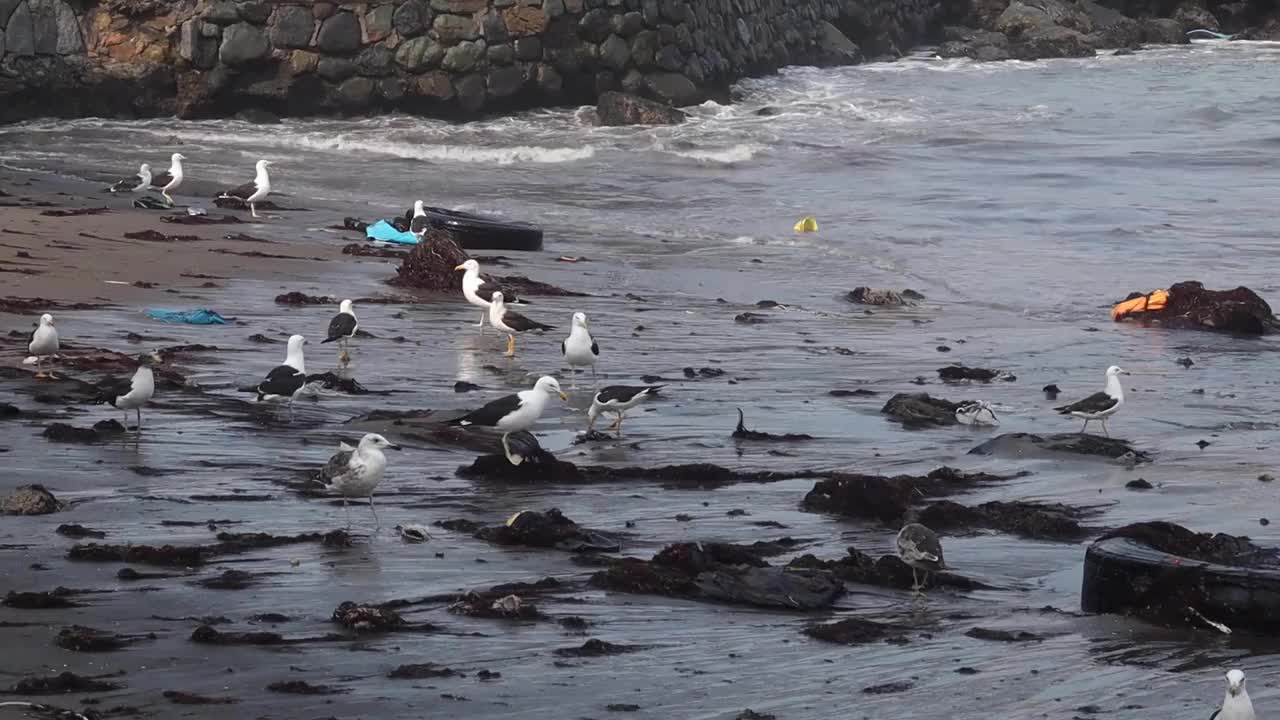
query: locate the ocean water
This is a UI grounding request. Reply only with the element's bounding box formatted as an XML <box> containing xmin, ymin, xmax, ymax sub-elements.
<box><xmin>2</xmin><ymin>41</ymin><xmax>1280</xmax><ymax>718</ymax></box>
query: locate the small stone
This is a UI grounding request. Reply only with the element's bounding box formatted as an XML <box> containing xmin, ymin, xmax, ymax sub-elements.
<box><xmin>655</xmin><ymin>44</ymin><xmax>682</xmax><ymax>71</ymax></box>
<box><xmin>1176</xmin><ymin>357</ymin><xmax>1194</xmax><ymax>367</ymax></box>
<box><xmin>1196</xmin><ymin>439</ymin><xmax>1210</xmax><ymax>450</ymax></box>
<box><xmin>396</xmin><ymin>36</ymin><xmax>443</xmax><ymax>71</ymax></box>
<box><xmin>502</xmin><ymin>5</ymin><xmax>545</xmax><ymax>36</ymax></box>
<box><xmin>433</xmin><ymin>13</ymin><xmax>479</xmax><ymax>42</ymax></box>
<box><xmin>268</xmin><ymin>5</ymin><xmax>315</xmax><ymax>49</ymax></box>
<box><xmin>393</xmin><ymin>0</ymin><xmax>429</xmax><ymax>37</ymax></box>
<box><xmin>415</xmin><ymin>71</ymin><xmax>454</xmax><ymax>98</ymax></box>
<box><xmin>316</xmin><ymin>11</ymin><xmax>361</xmax><ymax>54</ymax></box>
<box><xmin>365</xmin><ymin>4</ymin><xmax>395</xmax><ymax>42</ymax></box>
<box><xmin>599</xmin><ymin>33</ymin><xmax>629</xmax><ymax>70</ymax></box>
<box><xmin>1124</xmin><ymin>478</ymin><xmax>1153</xmax><ymax>491</ymax></box>
<box><xmin>289</xmin><ymin>49</ymin><xmax>319</xmax><ymax>74</ymax></box>
<box><xmin>336</xmin><ymin>76</ymin><xmax>376</xmax><ymax>107</ymax></box>
<box><xmin>487</xmin><ymin>42</ymin><xmax>514</xmax><ymax>65</ymax></box>
<box><xmin>378</xmin><ymin>77</ymin><xmax>407</xmax><ymax>102</ymax></box>
<box><xmin>936</xmin><ymin>345</ymin><xmax>951</xmax><ymax>352</ymax></box>
<box><xmin>1262</xmin><ymin>518</ymin><xmax>1271</xmax><ymax>526</ymax></box>
<box><xmin>316</xmin><ymin>56</ymin><xmax>356</xmax><ymax>81</ymax></box>
<box><xmin>1259</xmin><ymin>474</ymin><xmax>1275</xmax><ymax>483</ymax></box>
<box><xmin>237</xmin><ymin>1</ymin><xmax>271</xmax><ymax>24</ymax></box>
<box><xmin>442</xmin><ymin>39</ymin><xmax>483</xmax><ymax>71</ymax></box>
<box><xmin>487</xmin><ymin>64</ymin><xmax>524</xmax><ymax>97</ymax></box>
<box><xmin>356</xmin><ymin>46</ymin><xmax>395</xmax><ymax>76</ymax></box>
<box><xmin>219</xmin><ymin>22</ymin><xmax>270</xmax><ymax>65</ymax></box>
<box><xmin>514</xmin><ymin>36</ymin><xmax>541</xmax><ymax>60</ymax></box>
<box><xmin>204</xmin><ymin>0</ymin><xmax>240</xmax><ymax>25</ymax></box>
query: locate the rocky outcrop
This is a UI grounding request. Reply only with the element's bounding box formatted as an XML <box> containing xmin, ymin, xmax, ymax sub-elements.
<box><xmin>596</xmin><ymin>90</ymin><xmax>685</xmax><ymax>126</ymax></box>
<box><xmin>1114</xmin><ymin>281</ymin><xmax>1280</xmax><ymax>335</ymax></box>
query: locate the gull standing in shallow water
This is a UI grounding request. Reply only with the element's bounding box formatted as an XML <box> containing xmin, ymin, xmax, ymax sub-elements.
<box><xmin>316</xmin><ymin>433</ymin><xmax>400</xmax><ymax>528</ymax></box>
<box><xmin>150</xmin><ymin>153</ymin><xmax>185</xmax><ymax>203</ymax></box>
<box><xmin>587</xmin><ymin>385</ymin><xmax>662</xmax><ymax>436</ymax></box>
<box><xmin>217</xmin><ymin>159</ymin><xmax>272</xmax><ymax>218</ymax></box>
<box><xmin>254</xmin><ymin>334</ymin><xmax>308</xmax><ymax>419</ymax></box>
<box><xmin>896</xmin><ymin>522</ymin><xmax>946</xmax><ymax>597</ymax></box>
<box><xmin>95</xmin><ymin>353</ymin><xmax>157</xmax><ymax>429</ymax></box>
<box><xmin>1055</xmin><ymin>365</ymin><xmax>1129</xmax><ymax>437</ymax></box>
<box><xmin>454</xmin><ymin>259</ymin><xmax>493</xmax><ymax>332</ymax></box>
<box><xmin>322</xmin><ymin>299</ymin><xmax>358</xmax><ymax>367</ymax></box>
<box><xmin>449</xmin><ymin>376</ymin><xmax>567</xmax><ymax>464</ymax></box>
<box><xmin>561</xmin><ymin>312</ymin><xmax>599</xmax><ymax>388</ymax></box>
<box><xmin>27</xmin><ymin>313</ymin><xmax>59</xmax><ymax>379</ymax></box>
<box><xmin>488</xmin><ymin>291</ymin><xmax>553</xmax><ymax>358</ymax></box>
<box><xmin>1211</xmin><ymin>669</ymin><xmax>1255</xmax><ymax>720</ymax></box>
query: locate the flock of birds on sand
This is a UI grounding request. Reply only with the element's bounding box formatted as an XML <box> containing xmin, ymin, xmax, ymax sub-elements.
<box><xmin>26</xmin><ymin>160</ymin><xmax>1254</xmax><ymax>719</ymax></box>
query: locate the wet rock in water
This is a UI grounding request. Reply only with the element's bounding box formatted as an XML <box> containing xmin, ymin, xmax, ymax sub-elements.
<box><xmin>449</xmin><ymin>592</ymin><xmax>546</xmax><ymax>621</ymax></box>
<box><xmin>196</xmin><ymin>570</ymin><xmax>258</xmax><ymax>590</ymax></box>
<box><xmin>964</xmin><ymin>627</ymin><xmax>1044</xmax><ymax>642</ymax></box>
<box><xmin>559</xmin><ymin>616</ymin><xmax>591</xmax><ymax>632</ymax></box>
<box><xmin>40</xmin><ymin>207</ymin><xmax>111</xmax><ymax>217</ymax></box>
<box><xmin>454</xmin><ymin>381</ymin><xmax>481</xmax><ymax>393</ymax></box>
<box><xmin>1126</xmin><ymin>478</ymin><xmax>1153</xmax><ymax>490</ymax></box>
<box><xmin>829</xmin><ymin>388</ymin><xmax>878</xmax><ymax>397</ymax></box>
<box><xmin>42</xmin><ymin>421</ymin><xmax>125</xmax><ymax>444</ymax></box>
<box><xmin>596</xmin><ymin>91</ymin><xmax>686</xmax><ymax>126</ymax></box>
<box><xmin>388</xmin><ymin>663</ymin><xmax>460</xmax><ymax>679</ymax></box>
<box><xmin>863</xmin><ymin>681</ymin><xmax>915</xmax><ymax>695</ymax></box>
<box><xmin>4</xmin><ymin>587</ymin><xmax>82</xmax><ymax>609</ymax></box>
<box><xmin>732</xmin><ymin>408</ymin><xmax>813</xmax><ymax>441</ymax></box>
<box><xmin>161</xmin><ymin>213</ymin><xmax>242</xmax><ymax>225</ymax></box>
<box><xmin>331</xmin><ymin>601</ymin><xmax>405</xmax><ymax>632</ymax></box>
<box><xmin>343</xmin><ymin>242</ymin><xmax>408</xmax><ymax>259</ymax></box>
<box><xmin>275</xmin><ymin>291</ymin><xmax>335</xmax><ymax>305</ymax></box>
<box><xmin>163</xmin><ymin>690</ymin><xmax>237</xmax><ymax>704</ymax></box>
<box><xmin>590</xmin><ymin>542</ymin><xmax>844</xmax><ymax>610</ymax></box>
<box><xmin>734</xmin><ymin>311</ymin><xmax>768</xmax><ymax>325</ymax></box>
<box><xmin>736</xmin><ymin>712</ymin><xmax>777</xmax><ymax>720</ymax></box>
<box><xmin>938</xmin><ymin>365</ymin><xmax>1014</xmax><ymax>382</ymax></box>
<box><xmin>607</xmin><ymin>704</ymin><xmax>642</xmax><ymax>712</ymax></box>
<box><xmin>463</xmin><ymin>508</ymin><xmax>621</xmax><ymax>553</ymax></box>
<box><xmin>970</xmin><ymin>432</ymin><xmax>1150</xmax><ymax>462</ymax></box>
<box><xmin>914</xmin><ymin>499</ymin><xmax>1093</xmax><ymax>541</ymax></box>
<box><xmin>801</xmin><ymin>467</ymin><xmax>1012</xmax><ymax>524</ymax></box>
<box><xmin>117</xmin><ymin>567</ymin><xmax>175</xmax><ymax>582</ymax></box>
<box><xmin>69</xmin><ymin>529</ymin><xmax>350</xmax><ymax>568</ymax></box>
<box><xmin>3</xmin><ymin>484</ymin><xmax>60</xmax><ymax>515</ymax></box>
<box><xmin>190</xmin><ymin>625</ymin><xmax>287</xmax><ymax>646</ymax></box>
<box><xmin>10</xmin><ymin>671</ymin><xmax>123</xmax><ymax>694</ymax></box>
<box><xmin>304</xmin><ymin>371</ymin><xmax>373</xmax><ymax>395</ymax></box>
<box><xmin>846</xmin><ymin>287</ymin><xmax>921</xmax><ymax>306</ymax></box>
<box><xmin>803</xmin><ymin>617</ymin><xmax>909</xmax><ymax>645</ymax></box>
<box><xmin>684</xmin><ymin>366</ymin><xmax>726</xmax><ymax>379</ymax></box>
<box><xmin>1043</xmin><ymin>383</ymin><xmax>1061</xmax><ymax>398</ymax></box>
<box><xmin>572</xmin><ymin>429</ymin><xmax>616</xmax><ymax>444</ymax></box>
<box><xmin>554</xmin><ymin>638</ymin><xmax>647</xmax><ymax>657</ymax></box>
<box><xmin>789</xmin><ymin>548</ymin><xmax>989</xmax><ymax>592</ymax></box>
<box><xmin>881</xmin><ymin>393</ymin><xmax>961</xmax><ymax>428</ymax></box>
<box><xmin>0</xmin><ymin>403</ymin><xmax>21</xmax><ymax>417</ymax></box>
<box><xmin>266</xmin><ymin>680</ymin><xmax>348</xmax><ymax>695</ymax></box>
<box><xmin>55</xmin><ymin>625</ymin><xmax>151</xmax><ymax>652</ymax></box>
<box><xmin>1113</xmin><ymin>280</ymin><xmax>1280</xmax><ymax>335</ymax></box>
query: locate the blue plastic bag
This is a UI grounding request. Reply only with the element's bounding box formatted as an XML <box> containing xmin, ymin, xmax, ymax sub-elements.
<box><xmin>146</xmin><ymin>308</ymin><xmax>231</xmax><ymax>325</ymax></box>
<box><xmin>366</xmin><ymin>220</ymin><xmax>420</xmax><ymax>245</ymax></box>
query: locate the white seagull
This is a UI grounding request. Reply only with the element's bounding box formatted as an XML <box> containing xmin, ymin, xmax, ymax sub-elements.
<box><xmin>254</xmin><ymin>334</ymin><xmax>308</xmax><ymax>419</ymax></box>
<box><xmin>955</xmin><ymin>400</ymin><xmax>999</xmax><ymax>426</ymax></box>
<box><xmin>409</xmin><ymin>200</ymin><xmax>430</xmax><ymax>242</ymax></box>
<box><xmin>150</xmin><ymin>153</ymin><xmax>186</xmax><ymax>203</ymax></box>
<box><xmin>27</xmin><ymin>313</ymin><xmax>59</xmax><ymax>379</ymax></box>
<box><xmin>1055</xmin><ymin>365</ymin><xmax>1130</xmax><ymax>437</ymax></box>
<box><xmin>217</xmin><ymin>159</ymin><xmax>273</xmax><ymax>218</ymax></box>
<box><xmin>1211</xmin><ymin>669</ymin><xmax>1255</xmax><ymax>720</ymax></box>
<box><xmin>449</xmin><ymin>375</ymin><xmax>567</xmax><ymax>464</ymax></box>
<box><xmin>108</xmin><ymin>163</ymin><xmax>152</xmax><ymax>193</ymax></box>
<box><xmin>322</xmin><ymin>298</ymin><xmax>358</xmax><ymax>367</ymax></box>
<box><xmin>488</xmin><ymin>291</ymin><xmax>553</xmax><ymax>358</ymax></box>
<box><xmin>453</xmin><ymin>259</ymin><xmax>494</xmax><ymax>332</ymax></box>
<box><xmin>896</xmin><ymin>522</ymin><xmax>946</xmax><ymax>597</ymax></box>
<box><xmin>95</xmin><ymin>352</ymin><xmax>158</xmax><ymax>429</ymax></box>
<box><xmin>561</xmin><ymin>312</ymin><xmax>599</xmax><ymax>388</ymax></box>
<box><xmin>587</xmin><ymin>385</ymin><xmax>662</xmax><ymax>436</ymax></box>
<box><xmin>316</xmin><ymin>433</ymin><xmax>400</xmax><ymax>528</ymax></box>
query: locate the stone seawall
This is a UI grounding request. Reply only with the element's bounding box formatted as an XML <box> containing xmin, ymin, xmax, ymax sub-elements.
<box><xmin>0</xmin><ymin>0</ymin><xmax>947</xmax><ymax>122</ymax></box>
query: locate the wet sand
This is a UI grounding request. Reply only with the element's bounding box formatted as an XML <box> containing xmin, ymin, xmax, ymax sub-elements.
<box><xmin>2</xmin><ymin>165</ymin><xmax>1280</xmax><ymax>720</ymax></box>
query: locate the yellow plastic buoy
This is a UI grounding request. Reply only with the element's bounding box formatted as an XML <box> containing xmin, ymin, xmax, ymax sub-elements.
<box><xmin>794</xmin><ymin>216</ymin><xmax>818</xmax><ymax>233</ymax></box>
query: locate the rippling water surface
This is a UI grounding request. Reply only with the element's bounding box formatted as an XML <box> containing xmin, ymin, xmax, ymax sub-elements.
<box><xmin>3</xmin><ymin>41</ymin><xmax>1280</xmax><ymax>719</ymax></box>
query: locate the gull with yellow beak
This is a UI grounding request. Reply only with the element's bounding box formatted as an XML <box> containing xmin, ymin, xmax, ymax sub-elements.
<box><xmin>27</xmin><ymin>313</ymin><xmax>59</xmax><ymax>379</ymax></box>
<box><xmin>449</xmin><ymin>376</ymin><xmax>567</xmax><ymax>465</ymax></box>
<box><xmin>561</xmin><ymin>311</ymin><xmax>599</xmax><ymax>388</ymax></box>
<box><xmin>487</xmin><ymin>291</ymin><xmax>553</xmax><ymax>358</ymax></box>
<box><xmin>1212</xmin><ymin>669</ymin><xmax>1255</xmax><ymax>720</ymax></box>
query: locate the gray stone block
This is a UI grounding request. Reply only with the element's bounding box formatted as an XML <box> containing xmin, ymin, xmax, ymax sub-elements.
<box><xmin>316</xmin><ymin>11</ymin><xmax>361</xmax><ymax>54</ymax></box>
<box><xmin>269</xmin><ymin>5</ymin><xmax>314</xmax><ymax>49</ymax></box>
<box><xmin>220</xmin><ymin>22</ymin><xmax>270</xmax><ymax>65</ymax></box>
<box><xmin>6</xmin><ymin>1</ymin><xmax>36</xmax><ymax>56</ymax></box>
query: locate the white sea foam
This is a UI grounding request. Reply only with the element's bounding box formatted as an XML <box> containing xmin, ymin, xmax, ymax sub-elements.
<box><xmin>664</xmin><ymin>143</ymin><xmax>763</xmax><ymax>164</ymax></box>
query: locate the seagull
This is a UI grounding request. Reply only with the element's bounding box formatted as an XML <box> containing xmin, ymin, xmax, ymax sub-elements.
<box><xmin>108</xmin><ymin>163</ymin><xmax>152</xmax><ymax>193</ymax></box>
<box><xmin>316</xmin><ymin>433</ymin><xmax>400</xmax><ymax>528</ymax></box>
<box><xmin>409</xmin><ymin>200</ymin><xmax>430</xmax><ymax>241</ymax></box>
<box><xmin>217</xmin><ymin>159</ymin><xmax>272</xmax><ymax>218</ymax></box>
<box><xmin>95</xmin><ymin>352</ymin><xmax>158</xmax><ymax>429</ymax></box>
<box><xmin>896</xmin><ymin>522</ymin><xmax>946</xmax><ymax>597</ymax></box>
<box><xmin>587</xmin><ymin>385</ymin><xmax>661</xmax><ymax>436</ymax></box>
<box><xmin>449</xmin><ymin>375</ymin><xmax>567</xmax><ymax>465</ymax></box>
<box><xmin>488</xmin><ymin>291</ymin><xmax>553</xmax><ymax>358</ymax></box>
<box><xmin>1055</xmin><ymin>365</ymin><xmax>1130</xmax><ymax>437</ymax></box>
<box><xmin>561</xmin><ymin>312</ymin><xmax>599</xmax><ymax>388</ymax></box>
<box><xmin>1211</xmin><ymin>669</ymin><xmax>1255</xmax><ymax>720</ymax></box>
<box><xmin>453</xmin><ymin>259</ymin><xmax>495</xmax><ymax>332</ymax></box>
<box><xmin>27</xmin><ymin>313</ymin><xmax>59</xmax><ymax>380</ymax></box>
<box><xmin>150</xmin><ymin>153</ymin><xmax>186</xmax><ymax>203</ymax></box>
<box><xmin>322</xmin><ymin>299</ymin><xmax>358</xmax><ymax>367</ymax></box>
<box><xmin>955</xmin><ymin>400</ymin><xmax>999</xmax><ymax>426</ymax></box>
<box><xmin>254</xmin><ymin>334</ymin><xmax>308</xmax><ymax>419</ymax></box>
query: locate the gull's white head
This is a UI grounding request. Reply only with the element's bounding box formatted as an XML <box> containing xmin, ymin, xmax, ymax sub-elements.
<box><xmin>171</xmin><ymin>153</ymin><xmax>186</xmax><ymax>164</ymax></box>
<box><xmin>339</xmin><ymin>298</ymin><xmax>354</xmax><ymax>314</ymax></box>
<box><xmin>39</xmin><ymin>313</ymin><xmax>54</xmax><ymax>327</ymax></box>
<box><xmin>360</xmin><ymin>433</ymin><xmax>400</xmax><ymax>451</ymax></box>
<box><xmin>287</xmin><ymin>334</ymin><xmax>306</xmax><ymax>351</ymax></box>
<box><xmin>1106</xmin><ymin>365</ymin><xmax>1131</xmax><ymax>377</ymax></box>
<box><xmin>534</xmin><ymin>375</ymin><xmax>568</xmax><ymax>401</ymax></box>
<box><xmin>139</xmin><ymin>163</ymin><xmax>151</xmax><ymax>173</ymax></box>
<box><xmin>454</xmin><ymin>259</ymin><xmax>480</xmax><ymax>273</ymax></box>
<box><xmin>256</xmin><ymin>159</ymin><xmax>273</xmax><ymax>173</ymax></box>
<box><xmin>1227</xmin><ymin>669</ymin><xmax>1246</xmax><ymax>696</ymax></box>
<box><xmin>490</xmin><ymin>290</ymin><xmax>505</xmax><ymax>304</ymax></box>
<box><xmin>413</xmin><ymin>200</ymin><xmax>425</xmax><ymax>216</ymax></box>
<box><xmin>572</xmin><ymin>312</ymin><xmax>588</xmax><ymax>328</ymax></box>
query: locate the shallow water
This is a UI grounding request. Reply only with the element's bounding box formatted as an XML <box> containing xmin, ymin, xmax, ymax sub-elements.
<box><xmin>3</xmin><ymin>41</ymin><xmax>1280</xmax><ymax>718</ymax></box>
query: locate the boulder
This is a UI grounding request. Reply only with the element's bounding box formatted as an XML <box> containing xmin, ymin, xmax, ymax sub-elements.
<box><xmin>268</xmin><ymin>5</ymin><xmax>314</xmax><ymax>49</ymax></box>
<box><xmin>599</xmin><ymin>33</ymin><xmax>630</xmax><ymax>69</ymax></box>
<box><xmin>455</xmin><ymin>72</ymin><xmax>486</xmax><ymax>112</ymax></box>
<box><xmin>1138</xmin><ymin>17</ymin><xmax>1188</xmax><ymax>44</ymax></box>
<box><xmin>1172</xmin><ymin>3</ymin><xmax>1219</xmax><ymax>32</ymax></box>
<box><xmin>415</xmin><ymin>70</ymin><xmax>454</xmax><ymax>99</ymax></box>
<box><xmin>503</xmin><ymin>5</ymin><xmax>546</xmax><ymax>37</ymax></box>
<box><xmin>1114</xmin><ymin>281</ymin><xmax>1279</xmax><ymax>334</ymax></box>
<box><xmin>316</xmin><ymin>56</ymin><xmax>355</xmax><ymax>81</ymax></box>
<box><xmin>487</xmin><ymin>41</ymin><xmax>513</xmax><ymax>65</ymax></box>
<box><xmin>365</xmin><ymin>3</ymin><xmax>394</xmax><ymax>42</ymax></box>
<box><xmin>1010</xmin><ymin>25</ymin><xmax>1096</xmax><ymax>59</ymax></box>
<box><xmin>596</xmin><ymin>91</ymin><xmax>685</xmax><ymax>126</ymax></box>
<box><xmin>204</xmin><ymin>0</ymin><xmax>240</xmax><ymax>25</ymax></box>
<box><xmin>237</xmin><ymin>0</ymin><xmax>271</xmax><ymax>24</ymax></box>
<box><xmin>393</xmin><ymin>0</ymin><xmax>429</xmax><ymax>37</ymax></box>
<box><xmin>355</xmin><ymin>45</ymin><xmax>394</xmax><ymax>76</ymax></box>
<box><xmin>655</xmin><ymin>44</ymin><xmax>683</xmax><ymax>71</ymax></box>
<box><xmin>396</xmin><ymin>35</ymin><xmax>443</xmax><ymax>71</ymax></box>
<box><xmin>579</xmin><ymin>8</ymin><xmax>611</xmax><ymax>42</ymax></box>
<box><xmin>442</xmin><ymin>40</ymin><xmax>483</xmax><ymax>72</ymax></box>
<box><xmin>2</xmin><ymin>484</ymin><xmax>59</xmax><ymax>515</ymax></box>
<box><xmin>335</xmin><ymin>76</ymin><xmax>375</xmax><ymax>107</ymax></box>
<box><xmin>881</xmin><ymin>393</ymin><xmax>960</xmax><ymax>428</ymax></box>
<box><xmin>6</xmin><ymin>1</ymin><xmax>34</xmax><ymax>56</ymax></box>
<box><xmin>486</xmin><ymin>64</ymin><xmax>524</xmax><ymax>97</ymax></box>
<box><xmin>938</xmin><ymin>26</ymin><xmax>1011</xmax><ymax>60</ymax></box>
<box><xmin>29</xmin><ymin>0</ymin><xmax>57</xmax><ymax>55</ymax></box>
<box><xmin>645</xmin><ymin>71</ymin><xmax>700</xmax><ymax>105</ymax></box>
<box><xmin>996</xmin><ymin>0</ymin><xmax>1093</xmax><ymax>36</ymax></box>
<box><xmin>433</xmin><ymin>13</ymin><xmax>479</xmax><ymax>42</ymax></box>
<box><xmin>815</xmin><ymin>20</ymin><xmax>860</xmax><ymax>65</ymax></box>
<box><xmin>316</xmin><ymin>11</ymin><xmax>360</xmax><ymax>54</ymax></box>
<box><xmin>52</xmin><ymin>1</ymin><xmax>80</xmax><ymax>54</ymax></box>
<box><xmin>219</xmin><ymin>22</ymin><xmax>269</xmax><ymax>65</ymax></box>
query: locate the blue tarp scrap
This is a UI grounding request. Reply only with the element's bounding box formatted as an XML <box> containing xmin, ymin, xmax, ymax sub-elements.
<box><xmin>365</xmin><ymin>220</ymin><xmax>419</xmax><ymax>245</ymax></box>
<box><xmin>146</xmin><ymin>308</ymin><xmax>232</xmax><ymax>325</ymax></box>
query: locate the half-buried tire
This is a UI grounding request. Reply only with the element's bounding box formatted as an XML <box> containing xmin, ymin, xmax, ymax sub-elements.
<box><xmin>404</xmin><ymin>206</ymin><xmax>543</xmax><ymax>252</ymax></box>
<box><xmin>1081</xmin><ymin>521</ymin><xmax>1280</xmax><ymax>632</ymax></box>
